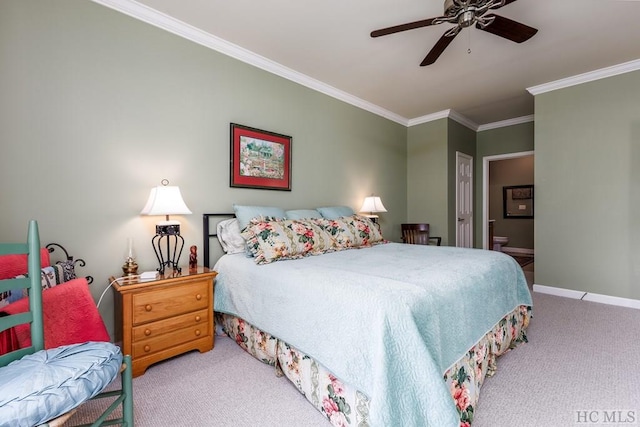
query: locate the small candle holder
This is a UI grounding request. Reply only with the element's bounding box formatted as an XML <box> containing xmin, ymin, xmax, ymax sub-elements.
<box><xmin>122</xmin><ymin>238</ymin><xmax>139</xmax><ymax>276</ymax></box>
<box><xmin>122</xmin><ymin>257</ymin><xmax>138</xmax><ymax>276</ymax></box>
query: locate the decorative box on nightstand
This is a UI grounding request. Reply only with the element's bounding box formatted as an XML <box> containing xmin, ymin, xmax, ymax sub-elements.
<box><xmin>111</xmin><ymin>267</ymin><xmax>217</xmax><ymax>377</ymax></box>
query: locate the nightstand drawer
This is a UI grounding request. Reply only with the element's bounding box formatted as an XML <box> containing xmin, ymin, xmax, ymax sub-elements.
<box><xmin>132</xmin><ymin>324</ymin><xmax>208</xmax><ymax>358</ymax></box>
<box><xmin>132</xmin><ymin>280</ymin><xmax>210</xmax><ymax>325</ymax></box>
<box><xmin>132</xmin><ymin>308</ymin><xmax>209</xmax><ymax>342</ymax></box>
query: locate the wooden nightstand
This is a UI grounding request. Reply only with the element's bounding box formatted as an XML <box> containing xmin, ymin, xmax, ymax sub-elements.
<box><xmin>111</xmin><ymin>267</ymin><xmax>217</xmax><ymax>377</ymax></box>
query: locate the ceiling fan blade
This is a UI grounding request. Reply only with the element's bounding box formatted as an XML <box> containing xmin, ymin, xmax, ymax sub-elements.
<box><xmin>371</xmin><ymin>17</ymin><xmax>442</xmax><ymax>38</ymax></box>
<box><xmin>476</xmin><ymin>14</ymin><xmax>538</xmax><ymax>43</ymax></box>
<box><xmin>420</xmin><ymin>30</ymin><xmax>459</xmax><ymax>66</ymax></box>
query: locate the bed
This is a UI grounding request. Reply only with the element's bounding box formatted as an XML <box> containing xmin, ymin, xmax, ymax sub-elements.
<box><xmin>203</xmin><ymin>209</ymin><xmax>532</xmax><ymax>427</ymax></box>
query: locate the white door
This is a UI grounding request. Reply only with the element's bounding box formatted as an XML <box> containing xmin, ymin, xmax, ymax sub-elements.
<box><xmin>456</xmin><ymin>152</ymin><xmax>473</xmax><ymax>248</ymax></box>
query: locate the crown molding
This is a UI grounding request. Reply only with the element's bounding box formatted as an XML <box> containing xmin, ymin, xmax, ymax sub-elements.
<box><xmin>407</xmin><ymin>109</ymin><xmax>479</xmax><ymax>131</ymax></box>
<box><xmin>91</xmin><ymin>0</ymin><xmax>409</xmax><ymax>126</ymax></box>
<box><xmin>527</xmin><ymin>58</ymin><xmax>640</xmax><ymax>95</ymax></box>
<box><xmin>406</xmin><ymin>110</ymin><xmax>451</xmax><ymax>127</ymax></box>
<box><xmin>448</xmin><ymin>110</ymin><xmax>478</xmax><ymax>131</ymax></box>
<box><xmin>477</xmin><ymin>115</ymin><xmax>534</xmax><ymax>132</ymax></box>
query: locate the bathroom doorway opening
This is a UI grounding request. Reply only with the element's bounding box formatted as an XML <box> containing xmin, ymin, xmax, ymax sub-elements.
<box><xmin>482</xmin><ymin>151</ymin><xmax>534</xmax><ymax>251</ymax></box>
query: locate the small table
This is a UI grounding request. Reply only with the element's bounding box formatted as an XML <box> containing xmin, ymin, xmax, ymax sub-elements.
<box><xmin>111</xmin><ymin>267</ymin><xmax>217</xmax><ymax>377</ymax></box>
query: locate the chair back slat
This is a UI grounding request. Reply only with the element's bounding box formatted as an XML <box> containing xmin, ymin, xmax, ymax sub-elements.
<box><xmin>0</xmin><ymin>243</ymin><xmax>28</xmax><ymax>256</ymax></box>
<box><xmin>0</xmin><ymin>277</ymin><xmax>31</xmax><ymax>294</ymax></box>
<box><xmin>401</xmin><ymin>223</ymin><xmax>431</xmax><ymax>244</ymax></box>
<box><xmin>401</xmin><ymin>223</ymin><xmax>441</xmax><ymax>246</ymax></box>
<box><xmin>1</xmin><ymin>311</ymin><xmax>33</xmax><ymax>331</ymax></box>
<box><xmin>0</xmin><ymin>346</ymin><xmax>34</xmax><ymax>367</ymax></box>
<box><xmin>0</xmin><ymin>220</ymin><xmax>44</xmax><ymax>367</ymax></box>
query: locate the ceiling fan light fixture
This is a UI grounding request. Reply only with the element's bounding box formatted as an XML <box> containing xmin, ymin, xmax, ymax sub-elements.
<box><xmin>459</xmin><ymin>10</ymin><xmax>476</xmax><ymax>27</ymax></box>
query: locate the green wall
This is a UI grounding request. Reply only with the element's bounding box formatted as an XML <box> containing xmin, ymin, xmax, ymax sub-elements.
<box><xmin>535</xmin><ymin>70</ymin><xmax>640</xmax><ymax>300</ymax></box>
<box><xmin>0</xmin><ymin>0</ymin><xmax>407</xmax><ymax>337</ymax></box>
<box><xmin>406</xmin><ymin>119</ymin><xmax>449</xmax><ymax>244</ymax></box>
<box><xmin>475</xmin><ymin>122</ymin><xmax>535</xmax><ymax>247</ymax></box>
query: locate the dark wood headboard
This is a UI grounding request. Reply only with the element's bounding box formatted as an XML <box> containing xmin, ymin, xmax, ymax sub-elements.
<box><xmin>202</xmin><ymin>213</ymin><xmax>235</xmax><ymax>269</ymax></box>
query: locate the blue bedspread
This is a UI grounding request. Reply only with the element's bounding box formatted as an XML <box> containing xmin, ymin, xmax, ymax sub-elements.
<box><xmin>214</xmin><ymin>243</ymin><xmax>532</xmax><ymax>427</ymax></box>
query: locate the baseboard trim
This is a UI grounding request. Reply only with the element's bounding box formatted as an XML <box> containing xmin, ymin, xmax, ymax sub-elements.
<box><xmin>502</xmin><ymin>247</ymin><xmax>534</xmax><ymax>256</ymax></box>
<box><xmin>533</xmin><ymin>284</ymin><xmax>640</xmax><ymax>310</ymax></box>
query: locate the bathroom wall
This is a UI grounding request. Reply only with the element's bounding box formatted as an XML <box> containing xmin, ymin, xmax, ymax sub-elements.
<box><xmin>489</xmin><ymin>156</ymin><xmax>534</xmax><ymax>250</ymax></box>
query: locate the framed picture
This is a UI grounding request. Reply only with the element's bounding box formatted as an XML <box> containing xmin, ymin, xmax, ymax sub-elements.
<box><xmin>230</xmin><ymin>123</ymin><xmax>292</xmax><ymax>191</ymax></box>
<box><xmin>503</xmin><ymin>185</ymin><xmax>534</xmax><ymax>218</ymax></box>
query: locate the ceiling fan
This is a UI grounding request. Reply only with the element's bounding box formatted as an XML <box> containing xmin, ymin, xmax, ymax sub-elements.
<box><xmin>370</xmin><ymin>0</ymin><xmax>538</xmax><ymax>66</ymax></box>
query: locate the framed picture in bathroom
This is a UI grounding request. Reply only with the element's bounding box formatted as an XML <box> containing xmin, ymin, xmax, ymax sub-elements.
<box><xmin>503</xmin><ymin>185</ymin><xmax>534</xmax><ymax>218</ymax></box>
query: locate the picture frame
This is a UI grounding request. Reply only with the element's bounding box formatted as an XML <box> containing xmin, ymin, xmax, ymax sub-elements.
<box><xmin>230</xmin><ymin>123</ymin><xmax>292</xmax><ymax>191</ymax></box>
<box><xmin>503</xmin><ymin>185</ymin><xmax>534</xmax><ymax>218</ymax></box>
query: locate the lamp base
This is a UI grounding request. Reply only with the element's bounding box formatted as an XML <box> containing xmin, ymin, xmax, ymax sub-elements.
<box><xmin>151</xmin><ymin>223</ymin><xmax>185</xmax><ymax>275</ymax></box>
<box><xmin>362</xmin><ymin>214</ymin><xmax>379</xmax><ymax>223</ymax></box>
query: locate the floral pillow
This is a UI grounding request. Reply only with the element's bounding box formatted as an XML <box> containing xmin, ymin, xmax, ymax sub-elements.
<box><xmin>311</xmin><ymin>217</ymin><xmax>356</xmax><ymax>249</ymax></box>
<box><xmin>242</xmin><ymin>218</ymin><xmax>339</xmax><ymax>265</ymax></box>
<box><xmin>314</xmin><ymin>215</ymin><xmax>385</xmax><ymax>249</ymax></box>
<box><xmin>241</xmin><ymin>215</ymin><xmax>284</xmax><ymax>257</ymax></box>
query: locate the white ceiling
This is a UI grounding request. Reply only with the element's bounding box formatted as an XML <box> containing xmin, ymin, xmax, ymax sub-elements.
<box><xmin>101</xmin><ymin>0</ymin><xmax>640</xmax><ymax>127</ymax></box>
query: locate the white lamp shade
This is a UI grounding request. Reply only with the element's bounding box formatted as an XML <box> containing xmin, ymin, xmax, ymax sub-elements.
<box><xmin>359</xmin><ymin>196</ymin><xmax>387</xmax><ymax>213</ymax></box>
<box><xmin>141</xmin><ymin>185</ymin><xmax>192</xmax><ymax>220</ymax></box>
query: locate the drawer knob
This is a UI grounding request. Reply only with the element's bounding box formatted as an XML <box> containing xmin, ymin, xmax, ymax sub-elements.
<box><xmin>144</xmin><ymin>345</ymin><xmax>151</xmax><ymax>353</ymax></box>
<box><xmin>144</xmin><ymin>329</ymin><xmax>151</xmax><ymax>336</ymax></box>
<box><xmin>145</xmin><ymin>304</ymin><xmax>152</xmax><ymax>312</ymax></box>
<box><xmin>195</xmin><ymin>294</ymin><xmax>202</xmax><ymax>301</ymax></box>
<box><xmin>195</xmin><ymin>329</ymin><xmax>201</xmax><ymax>337</ymax></box>
<box><xmin>195</xmin><ymin>315</ymin><xmax>201</xmax><ymax>322</ymax></box>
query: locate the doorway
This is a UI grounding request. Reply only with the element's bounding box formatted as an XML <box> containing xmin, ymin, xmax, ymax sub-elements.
<box><xmin>482</xmin><ymin>151</ymin><xmax>534</xmax><ymax>250</ymax></box>
<box><xmin>456</xmin><ymin>152</ymin><xmax>473</xmax><ymax>248</ymax></box>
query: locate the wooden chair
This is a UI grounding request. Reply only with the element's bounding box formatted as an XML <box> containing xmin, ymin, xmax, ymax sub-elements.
<box><xmin>0</xmin><ymin>220</ymin><xmax>134</xmax><ymax>426</ymax></box>
<box><xmin>401</xmin><ymin>223</ymin><xmax>442</xmax><ymax>246</ymax></box>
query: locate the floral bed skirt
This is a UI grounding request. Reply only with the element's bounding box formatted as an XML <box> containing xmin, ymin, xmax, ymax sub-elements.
<box><xmin>216</xmin><ymin>305</ymin><xmax>530</xmax><ymax>427</ymax></box>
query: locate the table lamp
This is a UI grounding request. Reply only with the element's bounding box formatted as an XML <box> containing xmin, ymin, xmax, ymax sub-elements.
<box><xmin>141</xmin><ymin>179</ymin><xmax>192</xmax><ymax>274</ymax></box>
<box><xmin>359</xmin><ymin>195</ymin><xmax>387</xmax><ymax>222</ymax></box>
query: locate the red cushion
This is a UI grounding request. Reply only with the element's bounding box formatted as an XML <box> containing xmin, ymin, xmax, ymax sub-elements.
<box><xmin>0</xmin><ymin>248</ymin><xmax>51</xmax><ymax>280</ymax></box>
<box><xmin>3</xmin><ymin>278</ymin><xmax>110</xmax><ymax>349</ymax></box>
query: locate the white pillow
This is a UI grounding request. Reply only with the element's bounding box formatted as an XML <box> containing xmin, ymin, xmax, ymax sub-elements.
<box><xmin>216</xmin><ymin>218</ymin><xmax>245</xmax><ymax>255</ymax></box>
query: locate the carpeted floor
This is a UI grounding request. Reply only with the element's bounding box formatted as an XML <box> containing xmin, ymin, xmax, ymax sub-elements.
<box><xmin>71</xmin><ymin>291</ymin><xmax>640</xmax><ymax>427</ymax></box>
